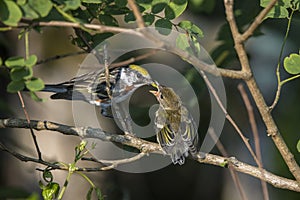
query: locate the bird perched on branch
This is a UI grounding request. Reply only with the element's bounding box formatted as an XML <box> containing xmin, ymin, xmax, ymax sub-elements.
<box><xmin>150</xmin><ymin>82</ymin><xmax>199</xmax><ymax>165</ymax></box>
<box><xmin>41</xmin><ymin>64</ymin><xmax>153</xmax><ymax>117</ymax></box>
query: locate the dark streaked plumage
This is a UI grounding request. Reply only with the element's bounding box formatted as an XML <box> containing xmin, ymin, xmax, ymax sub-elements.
<box><xmin>41</xmin><ymin>65</ymin><xmax>153</xmax><ymax>117</ymax></box>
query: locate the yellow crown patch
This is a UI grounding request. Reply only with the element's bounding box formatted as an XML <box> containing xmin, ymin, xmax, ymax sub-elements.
<box><xmin>129</xmin><ymin>64</ymin><xmax>149</xmax><ymax>76</ymax></box>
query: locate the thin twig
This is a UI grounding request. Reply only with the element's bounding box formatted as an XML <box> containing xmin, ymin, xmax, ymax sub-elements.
<box><xmin>20</xmin><ymin>19</ymin><xmax>145</xmax><ymax>37</ymax></box>
<box><xmin>0</xmin><ymin>141</ymin><xmax>60</xmax><ymax>169</ymax></box>
<box><xmin>17</xmin><ymin>92</ymin><xmax>42</xmax><ymax>160</ymax></box>
<box><xmin>99</xmin><ymin>152</ymin><xmax>146</xmax><ymax>170</ymax></box>
<box><xmin>209</xmin><ymin>128</ymin><xmax>248</xmax><ymax>200</ymax></box>
<box><xmin>1</xmin><ymin>118</ymin><xmax>299</xmax><ymax>191</ymax></box>
<box><xmin>269</xmin><ymin>8</ymin><xmax>296</xmax><ymax>111</ymax></box>
<box><xmin>109</xmin><ymin>49</ymin><xmax>158</xmax><ymax>69</ymax></box>
<box><xmin>200</xmin><ymin>70</ymin><xmax>260</xmax><ymax>166</ymax></box>
<box><xmin>238</xmin><ymin>84</ymin><xmax>269</xmax><ymax>200</ymax></box>
<box><xmin>36</xmin><ymin>51</ymin><xmax>86</xmax><ymax>65</ymax></box>
<box><xmin>8</xmin><ymin>20</ymin><xmax>249</xmax><ymax>79</ymax></box>
<box><xmin>127</xmin><ymin>0</ymin><xmax>145</xmax><ymax>28</ymax></box>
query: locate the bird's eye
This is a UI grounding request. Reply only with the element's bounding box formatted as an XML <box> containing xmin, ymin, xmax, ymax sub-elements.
<box><xmin>160</xmin><ymin>94</ymin><xmax>164</xmax><ymax>99</ymax></box>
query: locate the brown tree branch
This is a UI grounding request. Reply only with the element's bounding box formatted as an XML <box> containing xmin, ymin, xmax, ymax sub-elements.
<box><xmin>127</xmin><ymin>0</ymin><xmax>145</xmax><ymax>28</ymax></box>
<box><xmin>223</xmin><ymin>0</ymin><xmax>300</xmax><ymax>182</ymax></box>
<box><xmin>238</xmin><ymin>84</ymin><xmax>269</xmax><ymax>200</ymax></box>
<box><xmin>17</xmin><ymin>92</ymin><xmax>42</xmax><ymax>160</ymax></box>
<box><xmin>0</xmin><ymin>118</ymin><xmax>299</xmax><ymax>192</ymax></box>
<box><xmin>241</xmin><ymin>0</ymin><xmax>278</xmax><ymax>41</ymax></box>
<box><xmin>10</xmin><ymin>20</ymin><xmax>248</xmax><ymax>79</ymax></box>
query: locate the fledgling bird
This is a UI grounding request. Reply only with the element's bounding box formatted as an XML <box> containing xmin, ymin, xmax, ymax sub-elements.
<box><xmin>150</xmin><ymin>83</ymin><xmax>199</xmax><ymax>165</ymax></box>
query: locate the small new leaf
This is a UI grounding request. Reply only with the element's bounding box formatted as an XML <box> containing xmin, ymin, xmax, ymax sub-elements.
<box><xmin>5</xmin><ymin>56</ymin><xmax>25</xmax><ymax>68</ymax></box>
<box><xmin>41</xmin><ymin>182</ymin><xmax>60</xmax><ymax>200</ymax></box>
<box><xmin>86</xmin><ymin>187</ymin><xmax>93</xmax><ymax>200</ymax></box>
<box><xmin>30</xmin><ymin>91</ymin><xmax>45</xmax><ymax>102</ymax></box>
<box><xmin>95</xmin><ymin>187</ymin><xmax>104</xmax><ymax>200</ymax></box>
<box><xmin>25</xmin><ymin>55</ymin><xmax>38</xmax><ymax>67</ymax></box>
<box><xmin>284</xmin><ymin>53</ymin><xmax>300</xmax><ymax>74</ymax></box>
<box><xmin>25</xmin><ymin>77</ymin><xmax>45</xmax><ymax>91</ymax></box>
<box><xmin>7</xmin><ymin>81</ymin><xmax>25</xmax><ymax>93</ymax></box>
<box><xmin>297</xmin><ymin>140</ymin><xmax>300</xmax><ymax>153</ymax></box>
<box><xmin>10</xmin><ymin>66</ymin><xmax>33</xmax><ymax>81</ymax></box>
<box><xmin>178</xmin><ymin>20</ymin><xmax>204</xmax><ymax>38</ymax></box>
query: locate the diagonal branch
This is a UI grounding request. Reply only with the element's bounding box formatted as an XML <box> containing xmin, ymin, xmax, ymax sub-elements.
<box><xmin>0</xmin><ymin>118</ymin><xmax>300</xmax><ymax>192</ymax></box>
<box><xmin>241</xmin><ymin>0</ymin><xmax>278</xmax><ymax>41</ymax></box>
<box><xmin>223</xmin><ymin>0</ymin><xmax>300</xmax><ymax>182</ymax></box>
<box><xmin>238</xmin><ymin>84</ymin><xmax>269</xmax><ymax>200</ymax></box>
<box><xmin>127</xmin><ymin>0</ymin><xmax>145</xmax><ymax>28</ymax></box>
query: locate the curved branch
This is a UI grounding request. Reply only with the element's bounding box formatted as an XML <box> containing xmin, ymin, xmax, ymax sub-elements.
<box><xmin>0</xmin><ymin>118</ymin><xmax>299</xmax><ymax>192</ymax></box>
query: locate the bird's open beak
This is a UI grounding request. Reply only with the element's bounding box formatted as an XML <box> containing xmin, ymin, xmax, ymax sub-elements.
<box><xmin>149</xmin><ymin>90</ymin><xmax>159</xmax><ymax>98</ymax></box>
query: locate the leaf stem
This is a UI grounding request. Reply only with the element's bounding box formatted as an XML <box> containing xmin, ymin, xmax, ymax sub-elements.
<box><xmin>269</xmin><ymin>8</ymin><xmax>296</xmax><ymax>111</ymax></box>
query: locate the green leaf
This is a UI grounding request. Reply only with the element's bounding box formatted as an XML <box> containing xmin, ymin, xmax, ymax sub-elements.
<box><xmin>99</xmin><ymin>14</ymin><xmax>118</xmax><ymax>26</ymax></box>
<box><xmin>25</xmin><ymin>55</ymin><xmax>37</xmax><ymax>67</ymax></box>
<box><xmin>27</xmin><ymin>0</ymin><xmax>53</xmax><ymax>17</ymax></box>
<box><xmin>10</xmin><ymin>66</ymin><xmax>33</xmax><ymax>81</ymax></box>
<box><xmin>265</xmin><ymin>6</ymin><xmax>289</xmax><ymax>19</ymax></box>
<box><xmin>95</xmin><ymin>187</ymin><xmax>103</xmax><ymax>200</ymax></box>
<box><xmin>297</xmin><ymin>140</ymin><xmax>300</xmax><ymax>152</ymax></box>
<box><xmin>41</xmin><ymin>182</ymin><xmax>60</xmax><ymax>200</ymax></box>
<box><xmin>86</xmin><ymin>187</ymin><xmax>93</xmax><ymax>200</ymax></box>
<box><xmin>284</xmin><ymin>53</ymin><xmax>300</xmax><ymax>74</ymax></box>
<box><xmin>62</xmin><ymin>0</ymin><xmax>81</xmax><ymax>11</ymax></box>
<box><xmin>81</xmin><ymin>0</ymin><xmax>102</xmax><ymax>3</ymax></box>
<box><xmin>151</xmin><ymin>2</ymin><xmax>167</xmax><ymax>14</ymax></box>
<box><xmin>92</xmin><ymin>33</ymin><xmax>114</xmax><ymax>47</ymax></box>
<box><xmin>104</xmin><ymin>5</ymin><xmax>130</xmax><ymax>15</ymax></box>
<box><xmin>17</xmin><ymin>0</ymin><xmax>27</xmax><ymax>5</ymax></box>
<box><xmin>21</xmin><ymin>4</ymin><xmax>39</xmax><ymax>19</ymax></box>
<box><xmin>176</xmin><ymin>33</ymin><xmax>201</xmax><ymax>57</ymax></box>
<box><xmin>25</xmin><ymin>77</ymin><xmax>45</xmax><ymax>91</ymax></box>
<box><xmin>176</xmin><ymin>33</ymin><xmax>189</xmax><ymax>51</ymax></box>
<box><xmin>178</xmin><ymin>20</ymin><xmax>204</xmax><ymax>38</ymax></box>
<box><xmin>260</xmin><ymin>0</ymin><xmax>290</xmax><ymax>8</ymax></box>
<box><xmin>164</xmin><ymin>0</ymin><xmax>187</xmax><ymax>20</ymax></box>
<box><xmin>0</xmin><ymin>57</ymin><xmax>2</xmax><ymax>66</ymax></box>
<box><xmin>115</xmin><ymin>0</ymin><xmax>127</xmax><ymax>7</ymax></box>
<box><xmin>137</xmin><ymin>0</ymin><xmax>152</xmax><ymax>10</ymax></box>
<box><xmin>155</xmin><ymin>18</ymin><xmax>172</xmax><ymax>35</ymax></box>
<box><xmin>143</xmin><ymin>13</ymin><xmax>155</xmax><ymax>25</ymax></box>
<box><xmin>124</xmin><ymin>11</ymin><xmax>135</xmax><ymax>23</ymax></box>
<box><xmin>5</xmin><ymin>56</ymin><xmax>25</xmax><ymax>68</ymax></box>
<box><xmin>30</xmin><ymin>91</ymin><xmax>45</xmax><ymax>102</ymax></box>
<box><xmin>7</xmin><ymin>80</ymin><xmax>25</xmax><ymax>93</ymax></box>
<box><xmin>0</xmin><ymin>0</ymin><xmax>22</xmax><ymax>26</ymax></box>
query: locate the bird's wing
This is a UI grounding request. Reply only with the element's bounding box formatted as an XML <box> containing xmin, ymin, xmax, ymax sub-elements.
<box><xmin>180</xmin><ymin>106</ymin><xmax>199</xmax><ymax>155</ymax></box>
<box><xmin>155</xmin><ymin>107</ymin><xmax>176</xmax><ymax>148</ymax></box>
